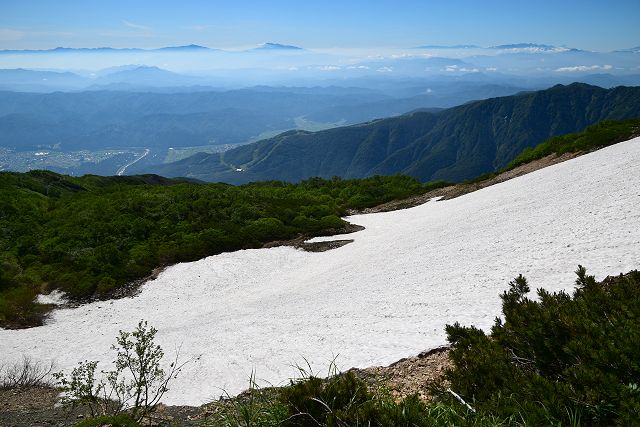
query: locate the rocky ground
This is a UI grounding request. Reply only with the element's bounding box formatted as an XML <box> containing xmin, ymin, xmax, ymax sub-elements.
<box><xmin>352</xmin><ymin>346</ymin><xmax>452</xmax><ymax>402</ymax></box>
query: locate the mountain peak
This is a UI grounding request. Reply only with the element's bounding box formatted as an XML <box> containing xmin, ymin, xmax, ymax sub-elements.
<box><xmin>156</xmin><ymin>44</ymin><xmax>210</xmax><ymax>51</ymax></box>
<box><xmin>490</xmin><ymin>43</ymin><xmax>576</xmax><ymax>53</ymax></box>
<box><xmin>614</xmin><ymin>46</ymin><xmax>640</xmax><ymax>53</ymax></box>
<box><xmin>254</xmin><ymin>42</ymin><xmax>303</xmax><ymax>51</ymax></box>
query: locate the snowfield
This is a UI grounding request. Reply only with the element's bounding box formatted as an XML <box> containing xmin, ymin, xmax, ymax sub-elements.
<box><xmin>2</xmin><ymin>137</ymin><xmax>640</xmax><ymax>405</ymax></box>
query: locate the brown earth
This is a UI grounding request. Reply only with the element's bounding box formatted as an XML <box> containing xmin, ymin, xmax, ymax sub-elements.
<box><xmin>351</xmin><ymin>347</ymin><xmax>452</xmax><ymax>402</ymax></box>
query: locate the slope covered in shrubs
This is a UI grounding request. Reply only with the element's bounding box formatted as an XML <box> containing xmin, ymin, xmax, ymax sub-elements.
<box><xmin>445</xmin><ymin>267</ymin><xmax>640</xmax><ymax>425</ymax></box>
<box><xmin>0</xmin><ymin>172</ymin><xmax>433</xmax><ymax>328</ymax></box>
<box><xmin>505</xmin><ymin>118</ymin><xmax>640</xmax><ymax>170</ymax></box>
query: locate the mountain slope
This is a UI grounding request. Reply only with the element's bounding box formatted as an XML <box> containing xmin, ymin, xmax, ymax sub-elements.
<box><xmin>4</xmin><ymin>135</ymin><xmax>639</xmax><ymax>404</ymax></box>
<box><xmin>145</xmin><ymin>83</ymin><xmax>640</xmax><ymax>183</ymax></box>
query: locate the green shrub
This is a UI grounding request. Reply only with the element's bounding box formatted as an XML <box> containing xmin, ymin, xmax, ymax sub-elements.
<box><xmin>74</xmin><ymin>414</ymin><xmax>139</xmax><ymax>427</ymax></box>
<box><xmin>280</xmin><ymin>371</ymin><xmax>378</xmax><ymax>426</ymax></box>
<box><xmin>505</xmin><ymin>119</ymin><xmax>640</xmax><ymax>171</ymax></box>
<box><xmin>446</xmin><ymin>267</ymin><xmax>640</xmax><ymax>425</ymax></box>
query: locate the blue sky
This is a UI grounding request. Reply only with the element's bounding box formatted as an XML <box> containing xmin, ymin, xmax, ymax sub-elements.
<box><xmin>1</xmin><ymin>0</ymin><xmax>639</xmax><ymax>51</ymax></box>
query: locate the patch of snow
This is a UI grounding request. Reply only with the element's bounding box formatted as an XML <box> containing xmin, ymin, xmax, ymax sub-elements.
<box><xmin>35</xmin><ymin>290</ymin><xmax>68</xmax><ymax>305</ymax></box>
<box><xmin>1</xmin><ymin>138</ymin><xmax>640</xmax><ymax>406</ymax></box>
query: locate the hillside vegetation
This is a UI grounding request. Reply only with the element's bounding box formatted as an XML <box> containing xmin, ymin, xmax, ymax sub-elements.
<box><xmin>142</xmin><ymin>83</ymin><xmax>640</xmax><ymax>183</ymax></box>
<box><xmin>463</xmin><ymin>118</ymin><xmax>640</xmax><ymax>184</ymax></box>
<box><xmin>506</xmin><ymin>118</ymin><xmax>640</xmax><ymax>169</ymax></box>
<box><xmin>2</xmin><ymin>118</ymin><xmax>638</xmax><ymax>328</ymax></box>
<box><xmin>0</xmin><ymin>172</ymin><xmax>435</xmax><ymax>328</ymax></box>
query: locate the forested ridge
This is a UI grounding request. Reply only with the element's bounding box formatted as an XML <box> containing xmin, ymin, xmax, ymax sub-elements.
<box><xmin>143</xmin><ymin>83</ymin><xmax>640</xmax><ymax>183</ymax></box>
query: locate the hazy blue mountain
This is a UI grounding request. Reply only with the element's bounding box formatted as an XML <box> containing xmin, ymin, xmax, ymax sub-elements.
<box><xmin>614</xmin><ymin>46</ymin><xmax>640</xmax><ymax>53</ymax></box>
<box><xmin>0</xmin><ymin>81</ymin><xmax>536</xmax><ymax>154</ymax></box>
<box><xmin>252</xmin><ymin>43</ymin><xmax>304</xmax><ymax>51</ymax></box>
<box><xmin>155</xmin><ymin>44</ymin><xmax>211</xmax><ymax>51</ymax></box>
<box><xmin>0</xmin><ymin>68</ymin><xmax>89</xmax><ymax>91</ymax></box>
<box><xmin>140</xmin><ymin>83</ymin><xmax>640</xmax><ymax>183</ymax></box>
<box><xmin>0</xmin><ymin>45</ymin><xmax>213</xmax><ymax>54</ymax></box>
<box><xmin>93</xmin><ymin>66</ymin><xmax>205</xmax><ymax>87</ymax></box>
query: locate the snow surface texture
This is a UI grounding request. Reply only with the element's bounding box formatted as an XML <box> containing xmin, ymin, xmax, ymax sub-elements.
<box><xmin>2</xmin><ymin>138</ymin><xmax>640</xmax><ymax>405</ymax></box>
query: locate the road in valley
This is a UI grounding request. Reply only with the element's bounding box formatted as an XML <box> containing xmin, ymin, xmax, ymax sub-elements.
<box><xmin>116</xmin><ymin>148</ymin><xmax>150</xmax><ymax>176</ymax></box>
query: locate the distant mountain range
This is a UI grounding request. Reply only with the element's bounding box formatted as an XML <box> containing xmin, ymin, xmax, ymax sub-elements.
<box><xmin>0</xmin><ymin>82</ymin><xmax>537</xmax><ymax>157</ymax></box>
<box><xmin>489</xmin><ymin>43</ymin><xmax>580</xmax><ymax>52</ymax></box>
<box><xmin>614</xmin><ymin>46</ymin><xmax>640</xmax><ymax>53</ymax></box>
<box><xmin>0</xmin><ymin>43</ymin><xmax>306</xmax><ymax>54</ymax></box>
<box><xmin>415</xmin><ymin>43</ymin><xmax>581</xmax><ymax>52</ymax></box>
<box><xmin>0</xmin><ymin>44</ymin><xmax>213</xmax><ymax>54</ymax></box>
<box><xmin>3</xmin><ymin>42</ymin><xmax>636</xmax><ymax>55</ymax></box>
<box><xmin>136</xmin><ymin>83</ymin><xmax>640</xmax><ymax>183</ymax></box>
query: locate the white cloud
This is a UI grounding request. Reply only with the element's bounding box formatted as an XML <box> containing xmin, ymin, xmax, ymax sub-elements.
<box><xmin>555</xmin><ymin>64</ymin><xmax>613</xmax><ymax>72</ymax></box>
<box><xmin>346</xmin><ymin>65</ymin><xmax>370</xmax><ymax>70</ymax></box>
<box><xmin>122</xmin><ymin>20</ymin><xmax>152</xmax><ymax>31</ymax></box>
<box><xmin>498</xmin><ymin>46</ymin><xmax>570</xmax><ymax>53</ymax></box>
<box><xmin>443</xmin><ymin>65</ymin><xmax>479</xmax><ymax>73</ymax></box>
<box><xmin>319</xmin><ymin>65</ymin><xmax>340</xmax><ymax>71</ymax></box>
<box><xmin>376</xmin><ymin>66</ymin><xmax>393</xmax><ymax>73</ymax></box>
<box><xmin>390</xmin><ymin>53</ymin><xmax>431</xmax><ymax>59</ymax></box>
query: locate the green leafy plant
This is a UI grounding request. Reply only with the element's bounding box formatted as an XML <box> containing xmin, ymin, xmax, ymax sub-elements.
<box><xmin>55</xmin><ymin>320</ymin><xmax>184</xmax><ymax>422</ymax></box>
